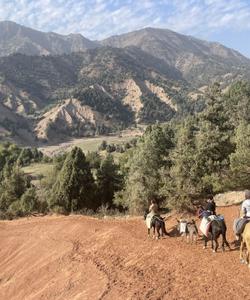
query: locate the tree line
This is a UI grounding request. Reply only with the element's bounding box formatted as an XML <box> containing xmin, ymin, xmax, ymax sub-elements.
<box><xmin>0</xmin><ymin>81</ymin><xmax>250</xmax><ymax>219</ymax></box>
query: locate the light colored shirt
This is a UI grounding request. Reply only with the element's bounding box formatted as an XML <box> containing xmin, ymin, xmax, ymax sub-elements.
<box><xmin>241</xmin><ymin>199</ymin><xmax>250</xmax><ymax>217</ymax></box>
<box><xmin>149</xmin><ymin>203</ymin><xmax>158</xmax><ymax>214</ymax></box>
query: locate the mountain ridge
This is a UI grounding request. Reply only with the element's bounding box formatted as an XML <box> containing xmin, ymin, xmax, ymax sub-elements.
<box><xmin>0</xmin><ymin>20</ymin><xmax>98</xmax><ymax>56</ymax></box>
<box><xmin>0</xmin><ymin>21</ymin><xmax>250</xmax><ymax>144</ymax></box>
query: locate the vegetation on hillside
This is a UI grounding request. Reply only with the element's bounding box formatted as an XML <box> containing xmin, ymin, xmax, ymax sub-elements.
<box><xmin>1</xmin><ymin>81</ymin><xmax>250</xmax><ymax>219</ymax></box>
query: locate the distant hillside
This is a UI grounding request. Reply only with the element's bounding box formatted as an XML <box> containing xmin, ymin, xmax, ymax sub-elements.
<box><xmin>0</xmin><ymin>21</ymin><xmax>98</xmax><ymax>56</ymax></box>
<box><xmin>0</xmin><ymin>102</ymin><xmax>34</xmax><ymax>144</ymax></box>
<box><xmin>0</xmin><ymin>22</ymin><xmax>250</xmax><ymax>144</ymax></box>
<box><xmin>0</xmin><ymin>48</ymin><xmax>185</xmax><ymax>143</ymax></box>
<box><xmin>102</xmin><ymin>28</ymin><xmax>250</xmax><ymax>87</ymax></box>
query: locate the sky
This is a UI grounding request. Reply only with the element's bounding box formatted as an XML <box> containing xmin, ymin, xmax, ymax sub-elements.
<box><xmin>0</xmin><ymin>0</ymin><xmax>250</xmax><ymax>57</ymax></box>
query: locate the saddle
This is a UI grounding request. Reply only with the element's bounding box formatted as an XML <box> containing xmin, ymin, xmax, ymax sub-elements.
<box><xmin>151</xmin><ymin>215</ymin><xmax>164</xmax><ymax>224</ymax></box>
<box><xmin>208</xmin><ymin>215</ymin><xmax>224</xmax><ymax>222</ymax></box>
<box><xmin>234</xmin><ymin>217</ymin><xmax>250</xmax><ymax>235</ymax></box>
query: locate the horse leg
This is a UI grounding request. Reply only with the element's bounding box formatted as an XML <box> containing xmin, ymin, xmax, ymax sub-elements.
<box><xmin>148</xmin><ymin>228</ymin><xmax>150</xmax><ymax>238</ymax></box>
<box><xmin>210</xmin><ymin>234</ymin><xmax>214</xmax><ymax>250</ymax></box>
<box><xmin>222</xmin><ymin>234</ymin><xmax>230</xmax><ymax>251</ymax></box>
<box><xmin>246</xmin><ymin>249</ymin><xmax>249</xmax><ymax>267</ymax></box>
<box><xmin>190</xmin><ymin>232</ymin><xmax>193</xmax><ymax>244</ymax></box>
<box><xmin>211</xmin><ymin>231</ymin><xmax>219</xmax><ymax>252</ymax></box>
<box><xmin>160</xmin><ymin>222</ymin><xmax>164</xmax><ymax>237</ymax></box>
<box><xmin>240</xmin><ymin>239</ymin><xmax>246</xmax><ymax>264</ymax></box>
<box><xmin>163</xmin><ymin>222</ymin><xmax>168</xmax><ymax>236</ymax></box>
<box><xmin>203</xmin><ymin>235</ymin><xmax>208</xmax><ymax>249</ymax></box>
<box><xmin>213</xmin><ymin>238</ymin><xmax>219</xmax><ymax>252</ymax></box>
<box><xmin>156</xmin><ymin>224</ymin><xmax>160</xmax><ymax>239</ymax></box>
<box><xmin>221</xmin><ymin>233</ymin><xmax>225</xmax><ymax>252</ymax></box>
<box><xmin>194</xmin><ymin>234</ymin><xmax>197</xmax><ymax>245</ymax></box>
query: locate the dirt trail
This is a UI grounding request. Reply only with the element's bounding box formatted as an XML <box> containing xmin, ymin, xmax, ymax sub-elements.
<box><xmin>1</xmin><ymin>206</ymin><xmax>250</xmax><ymax>300</ymax></box>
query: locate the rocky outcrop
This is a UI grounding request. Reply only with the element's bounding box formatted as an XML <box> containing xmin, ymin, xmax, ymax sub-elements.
<box><xmin>121</xmin><ymin>79</ymin><xmax>143</xmax><ymax>119</ymax></box>
<box><xmin>145</xmin><ymin>81</ymin><xmax>177</xmax><ymax>111</ymax></box>
<box><xmin>35</xmin><ymin>98</ymin><xmax>112</xmax><ymax>141</ymax></box>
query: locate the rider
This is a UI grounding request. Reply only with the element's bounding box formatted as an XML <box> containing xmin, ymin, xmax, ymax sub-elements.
<box><xmin>149</xmin><ymin>199</ymin><xmax>159</xmax><ymax>216</ymax></box>
<box><xmin>146</xmin><ymin>199</ymin><xmax>159</xmax><ymax>228</ymax></box>
<box><xmin>241</xmin><ymin>190</ymin><xmax>250</xmax><ymax>218</ymax></box>
<box><xmin>234</xmin><ymin>190</ymin><xmax>250</xmax><ymax>241</ymax></box>
<box><xmin>205</xmin><ymin>195</ymin><xmax>216</xmax><ymax>216</ymax></box>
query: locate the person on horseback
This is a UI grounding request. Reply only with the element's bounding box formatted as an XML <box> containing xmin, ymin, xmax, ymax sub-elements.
<box><xmin>234</xmin><ymin>190</ymin><xmax>250</xmax><ymax>241</ymax></box>
<box><xmin>144</xmin><ymin>199</ymin><xmax>168</xmax><ymax>238</ymax></box>
<box><xmin>149</xmin><ymin>199</ymin><xmax>159</xmax><ymax>216</ymax></box>
<box><xmin>241</xmin><ymin>190</ymin><xmax>250</xmax><ymax>218</ymax></box>
<box><xmin>145</xmin><ymin>199</ymin><xmax>158</xmax><ymax>227</ymax></box>
<box><xmin>205</xmin><ymin>195</ymin><xmax>216</xmax><ymax>216</ymax></box>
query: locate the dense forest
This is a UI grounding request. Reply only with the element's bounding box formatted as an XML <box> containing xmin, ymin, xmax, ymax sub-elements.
<box><xmin>0</xmin><ymin>81</ymin><xmax>250</xmax><ymax>219</ymax></box>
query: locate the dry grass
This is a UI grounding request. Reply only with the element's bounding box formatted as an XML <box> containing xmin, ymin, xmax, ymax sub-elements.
<box><xmin>39</xmin><ymin>128</ymin><xmax>143</xmax><ymax>157</ymax></box>
<box><xmin>22</xmin><ymin>163</ymin><xmax>54</xmax><ymax>179</ymax></box>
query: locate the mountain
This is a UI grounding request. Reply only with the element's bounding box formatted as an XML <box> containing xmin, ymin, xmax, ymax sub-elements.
<box><xmin>0</xmin><ymin>22</ymin><xmax>250</xmax><ymax>144</ymax></box>
<box><xmin>0</xmin><ymin>21</ymin><xmax>98</xmax><ymax>56</ymax></box>
<box><xmin>102</xmin><ymin>28</ymin><xmax>250</xmax><ymax>87</ymax></box>
<box><xmin>0</xmin><ymin>47</ymin><xmax>186</xmax><ymax>143</ymax></box>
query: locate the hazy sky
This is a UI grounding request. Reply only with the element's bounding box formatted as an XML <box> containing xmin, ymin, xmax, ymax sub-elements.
<box><xmin>0</xmin><ymin>0</ymin><xmax>250</xmax><ymax>57</ymax></box>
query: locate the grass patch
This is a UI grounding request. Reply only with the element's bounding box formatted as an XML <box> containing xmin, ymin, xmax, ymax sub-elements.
<box><xmin>75</xmin><ymin>135</ymin><xmax>136</xmax><ymax>153</ymax></box>
<box><xmin>22</xmin><ymin>163</ymin><xmax>54</xmax><ymax>179</ymax></box>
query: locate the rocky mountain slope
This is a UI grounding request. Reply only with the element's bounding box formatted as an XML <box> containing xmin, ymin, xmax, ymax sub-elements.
<box><xmin>0</xmin><ymin>47</ymin><xmax>183</xmax><ymax>143</ymax></box>
<box><xmin>0</xmin><ymin>102</ymin><xmax>33</xmax><ymax>144</ymax></box>
<box><xmin>0</xmin><ymin>21</ymin><xmax>97</xmax><ymax>57</ymax></box>
<box><xmin>102</xmin><ymin>27</ymin><xmax>250</xmax><ymax>87</ymax></box>
<box><xmin>0</xmin><ymin>22</ymin><xmax>250</xmax><ymax>144</ymax></box>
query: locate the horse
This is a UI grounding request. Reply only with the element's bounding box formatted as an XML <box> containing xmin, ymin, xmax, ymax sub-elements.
<box><xmin>203</xmin><ymin>218</ymin><xmax>230</xmax><ymax>252</ymax></box>
<box><xmin>240</xmin><ymin>222</ymin><xmax>250</xmax><ymax>268</ymax></box>
<box><xmin>177</xmin><ymin>219</ymin><xmax>198</xmax><ymax>244</ymax></box>
<box><xmin>144</xmin><ymin>212</ymin><xmax>168</xmax><ymax>239</ymax></box>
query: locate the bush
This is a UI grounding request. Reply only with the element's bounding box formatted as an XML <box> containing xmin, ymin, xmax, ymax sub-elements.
<box><xmin>51</xmin><ymin>205</ymin><xmax>68</xmax><ymax>215</ymax></box>
<box><xmin>7</xmin><ymin>201</ymin><xmax>24</xmax><ymax>218</ymax></box>
<box><xmin>20</xmin><ymin>187</ymin><xmax>39</xmax><ymax>214</ymax></box>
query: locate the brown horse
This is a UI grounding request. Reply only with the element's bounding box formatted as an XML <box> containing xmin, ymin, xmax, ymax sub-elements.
<box><xmin>240</xmin><ymin>222</ymin><xmax>250</xmax><ymax>268</ymax></box>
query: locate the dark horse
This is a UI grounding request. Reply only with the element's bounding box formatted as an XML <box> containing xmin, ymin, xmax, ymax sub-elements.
<box><xmin>203</xmin><ymin>218</ymin><xmax>230</xmax><ymax>252</ymax></box>
<box><xmin>144</xmin><ymin>212</ymin><xmax>168</xmax><ymax>239</ymax></box>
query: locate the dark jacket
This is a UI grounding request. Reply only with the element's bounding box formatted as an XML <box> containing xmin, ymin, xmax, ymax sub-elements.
<box><xmin>205</xmin><ymin>201</ymin><xmax>216</xmax><ymax>215</ymax></box>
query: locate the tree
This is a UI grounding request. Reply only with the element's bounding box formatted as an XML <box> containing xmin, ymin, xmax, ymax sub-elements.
<box><xmin>0</xmin><ymin>166</ymin><xmax>31</xmax><ymax>211</ymax></box>
<box><xmin>225</xmin><ymin>81</ymin><xmax>250</xmax><ymax>126</ymax></box>
<box><xmin>230</xmin><ymin>121</ymin><xmax>250</xmax><ymax>189</ymax></box>
<box><xmin>195</xmin><ymin>84</ymin><xmax>234</xmax><ymax>193</ymax></box>
<box><xmin>49</xmin><ymin>147</ymin><xmax>96</xmax><ymax>212</ymax></box>
<box><xmin>115</xmin><ymin>124</ymin><xmax>173</xmax><ymax>213</ymax></box>
<box><xmin>96</xmin><ymin>155</ymin><xmax>122</xmax><ymax>207</ymax></box>
<box><xmin>161</xmin><ymin>117</ymin><xmax>199</xmax><ymax>210</ymax></box>
<box><xmin>17</xmin><ymin>148</ymin><xmax>33</xmax><ymax>166</ymax></box>
<box><xmin>20</xmin><ymin>187</ymin><xmax>39</xmax><ymax>214</ymax></box>
<box><xmin>86</xmin><ymin>151</ymin><xmax>101</xmax><ymax>169</ymax></box>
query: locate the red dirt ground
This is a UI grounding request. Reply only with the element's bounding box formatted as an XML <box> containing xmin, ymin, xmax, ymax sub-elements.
<box><xmin>0</xmin><ymin>206</ymin><xmax>250</xmax><ymax>300</ymax></box>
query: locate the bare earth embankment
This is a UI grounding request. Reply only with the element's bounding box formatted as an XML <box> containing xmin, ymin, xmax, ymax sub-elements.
<box><xmin>1</xmin><ymin>206</ymin><xmax>250</xmax><ymax>300</ymax></box>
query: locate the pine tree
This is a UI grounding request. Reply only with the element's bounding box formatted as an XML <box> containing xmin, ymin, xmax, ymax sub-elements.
<box><xmin>0</xmin><ymin>166</ymin><xmax>30</xmax><ymax>211</ymax></box>
<box><xmin>115</xmin><ymin>124</ymin><xmax>173</xmax><ymax>213</ymax></box>
<box><xmin>195</xmin><ymin>84</ymin><xmax>234</xmax><ymax>193</ymax></box>
<box><xmin>161</xmin><ymin>117</ymin><xmax>199</xmax><ymax>210</ymax></box>
<box><xmin>49</xmin><ymin>147</ymin><xmax>96</xmax><ymax>212</ymax></box>
<box><xmin>96</xmin><ymin>155</ymin><xmax>122</xmax><ymax>207</ymax></box>
<box><xmin>230</xmin><ymin>122</ymin><xmax>250</xmax><ymax>188</ymax></box>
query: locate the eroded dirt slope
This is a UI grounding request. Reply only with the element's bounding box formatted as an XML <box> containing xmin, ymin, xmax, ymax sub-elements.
<box><xmin>0</xmin><ymin>206</ymin><xmax>250</xmax><ymax>300</ymax></box>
